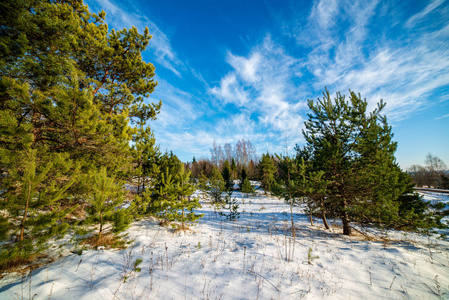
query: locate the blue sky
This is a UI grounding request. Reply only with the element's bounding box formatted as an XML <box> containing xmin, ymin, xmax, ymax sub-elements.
<box><xmin>85</xmin><ymin>0</ymin><xmax>449</xmax><ymax>169</ymax></box>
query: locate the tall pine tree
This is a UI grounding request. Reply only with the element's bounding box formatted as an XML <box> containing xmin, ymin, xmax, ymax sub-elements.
<box><xmin>303</xmin><ymin>89</ymin><xmax>408</xmax><ymax>235</ymax></box>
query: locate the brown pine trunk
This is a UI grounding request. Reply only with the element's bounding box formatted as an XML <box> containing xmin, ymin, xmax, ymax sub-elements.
<box><xmin>99</xmin><ymin>212</ymin><xmax>103</xmax><ymax>240</ymax></box>
<box><xmin>322</xmin><ymin>213</ymin><xmax>330</xmax><ymax>230</ymax></box>
<box><xmin>182</xmin><ymin>205</ymin><xmax>185</xmax><ymax>229</ymax></box>
<box><xmin>320</xmin><ymin>199</ymin><xmax>330</xmax><ymax>230</ymax></box>
<box><xmin>341</xmin><ymin>200</ymin><xmax>351</xmax><ymax>235</ymax></box>
<box><xmin>20</xmin><ymin>182</ymin><xmax>32</xmax><ymax>242</ymax></box>
<box><xmin>290</xmin><ymin>198</ymin><xmax>295</xmax><ymax>238</ymax></box>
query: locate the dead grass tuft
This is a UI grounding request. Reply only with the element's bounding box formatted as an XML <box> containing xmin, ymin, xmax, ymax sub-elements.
<box><xmin>80</xmin><ymin>233</ymin><xmax>127</xmax><ymax>250</ymax></box>
<box><xmin>0</xmin><ymin>253</ymin><xmax>47</xmax><ymax>278</ymax></box>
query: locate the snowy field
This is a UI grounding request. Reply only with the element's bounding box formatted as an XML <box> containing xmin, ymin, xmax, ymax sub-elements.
<box><xmin>1</xmin><ymin>190</ymin><xmax>448</xmax><ymax>299</ymax></box>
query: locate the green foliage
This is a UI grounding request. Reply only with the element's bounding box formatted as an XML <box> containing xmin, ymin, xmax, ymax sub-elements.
<box><xmin>132</xmin><ymin>125</ymin><xmax>160</xmax><ymax>195</ymax></box>
<box><xmin>208</xmin><ymin>167</ymin><xmax>226</xmax><ymax>203</ymax></box>
<box><xmin>0</xmin><ymin>150</ymin><xmax>76</xmax><ymax>269</ymax></box>
<box><xmin>150</xmin><ymin>168</ymin><xmax>177</xmax><ymax>223</ymax></box>
<box><xmin>83</xmin><ymin>167</ymin><xmax>127</xmax><ymax>239</ymax></box>
<box><xmin>133</xmin><ymin>258</ymin><xmax>143</xmax><ymax>272</ymax></box>
<box><xmin>221</xmin><ymin>160</ymin><xmax>233</xmax><ymax>192</ymax></box>
<box><xmin>150</xmin><ymin>163</ymin><xmax>203</xmax><ymax>227</ymax></box>
<box><xmin>0</xmin><ymin>0</ymin><xmax>163</xmax><ymax>263</ymax></box>
<box><xmin>241</xmin><ymin>178</ymin><xmax>255</xmax><ymax>197</ymax></box>
<box><xmin>259</xmin><ymin>153</ymin><xmax>277</xmax><ymax>194</ymax></box>
<box><xmin>170</xmin><ymin>165</ymin><xmax>203</xmax><ymax>227</ymax></box>
<box><xmin>307</xmin><ymin>247</ymin><xmax>319</xmax><ymax>265</ymax></box>
<box><xmin>302</xmin><ymin>89</ymin><xmax>412</xmax><ymax>234</ymax></box>
<box><xmin>219</xmin><ymin>195</ymin><xmax>240</xmax><ymax>221</ymax></box>
<box><xmin>239</xmin><ymin>168</ymin><xmax>248</xmax><ymax>190</ymax></box>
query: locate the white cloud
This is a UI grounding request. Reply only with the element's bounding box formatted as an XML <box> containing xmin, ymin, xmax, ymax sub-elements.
<box><xmin>210</xmin><ymin>36</ymin><xmax>308</xmax><ymax>144</ymax></box>
<box><xmin>85</xmin><ymin>0</ymin><xmax>182</xmax><ymax>76</ymax></box>
<box><xmin>210</xmin><ymin>74</ymin><xmax>250</xmax><ymax>106</ymax></box>
<box><xmin>405</xmin><ymin>0</ymin><xmax>446</xmax><ymax>28</ymax></box>
<box><xmin>289</xmin><ymin>0</ymin><xmax>449</xmax><ymax>122</ymax></box>
<box><xmin>435</xmin><ymin>113</ymin><xmax>449</xmax><ymax>120</ymax></box>
<box><xmin>227</xmin><ymin>52</ymin><xmax>262</xmax><ymax>83</ymax></box>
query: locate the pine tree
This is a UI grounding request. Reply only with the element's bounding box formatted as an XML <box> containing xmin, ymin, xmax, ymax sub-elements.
<box><xmin>271</xmin><ymin>154</ymin><xmax>300</xmax><ymax>236</ymax></box>
<box><xmin>241</xmin><ymin>178</ymin><xmax>255</xmax><ymax>198</ymax></box>
<box><xmin>221</xmin><ymin>160</ymin><xmax>233</xmax><ymax>192</ymax></box>
<box><xmin>150</xmin><ymin>168</ymin><xmax>177</xmax><ymax>225</ymax></box>
<box><xmin>1</xmin><ymin>0</ymin><xmax>163</xmax><ymax>258</ymax></box>
<box><xmin>132</xmin><ymin>125</ymin><xmax>160</xmax><ymax>195</ymax></box>
<box><xmin>259</xmin><ymin>153</ymin><xmax>277</xmax><ymax>194</ymax></box>
<box><xmin>169</xmin><ymin>165</ymin><xmax>203</xmax><ymax>229</ymax></box>
<box><xmin>231</xmin><ymin>158</ymin><xmax>237</xmax><ymax>171</ymax></box>
<box><xmin>208</xmin><ymin>167</ymin><xmax>226</xmax><ymax>203</ymax></box>
<box><xmin>239</xmin><ymin>168</ymin><xmax>248</xmax><ymax>190</ymax></box>
<box><xmin>303</xmin><ymin>89</ymin><xmax>408</xmax><ymax>235</ymax></box>
<box><xmin>83</xmin><ymin>167</ymin><xmax>128</xmax><ymax>242</ymax></box>
<box><xmin>219</xmin><ymin>195</ymin><xmax>240</xmax><ymax>221</ymax></box>
<box><xmin>0</xmin><ymin>150</ymin><xmax>76</xmax><ymax>268</ymax></box>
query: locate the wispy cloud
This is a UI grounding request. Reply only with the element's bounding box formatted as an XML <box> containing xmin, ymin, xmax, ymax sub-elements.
<box><xmin>208</xmin><ymin>0</ymin><xmax>449</xmax><ymax>158</ymax></box>
<box><xmin>435</xmin><ymin>113</ymin><xmax>449</xmax><ymax>120</ymax></box>
<box><xmin>211</xmin><ymin>36</ymin><xmax>308</xmax><ymax>147</ymax></box>
<box><xmin>85</xmin><ymin>0</ymin><xmax>182</xmax><ymax>76</ymax></box>
<box><xmin>288</xmin><ymin>0</ymin><xmax>449</xmax><ymax>122</ymax></box>
<box><xmin>405</xmin><ymin>0</ymin><xmax>446</xmax><ymax>28</ymax></box>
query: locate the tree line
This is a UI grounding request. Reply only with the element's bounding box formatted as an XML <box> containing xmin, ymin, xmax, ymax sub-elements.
<box><xmin>408</xmin><ymin>154</ymin><xmax>448</xmax><ymax>189</ymax></box>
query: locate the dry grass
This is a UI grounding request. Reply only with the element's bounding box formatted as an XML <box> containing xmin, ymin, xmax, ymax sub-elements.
<box><xmin>80</xmin><ymin>233</ymin><xmax>127</xmax><ymax>250</ymax></box>
<box><xmin>0</xmin><ymin>253</ymin><xmax>48</xmax><ymax>278</ymax></box>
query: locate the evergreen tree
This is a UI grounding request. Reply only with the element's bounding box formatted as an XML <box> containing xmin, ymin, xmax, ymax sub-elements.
<box><xmin>258</xmin><ymin>153</ymin><xmax>277</xmax><ymax>194</ymax></box>
<box><xmin>271</xmin><ymin>154</ymin><xmax>301</xmax><ymax>236</ymax></box>
<box><xmin>132</xmin><ymin>126</ymin><xmax>160</xmax><ymax>194</ymax></box>
<box><xmin>219</xmin><ymin>195</ymin><xmax>240</xmax><ymax>221</ymax></box>
<box><xmin>83</xmin><ymin>167</ymin><xmax>129</xmax><ymax>241</ymax></box>
<box><xmin>0</xmin><ymin>151</ymin><xmax>76</xmax><ymax>268</ymax></box>
<box><xmin>197</xmin><ymin>172</ymin><xmax>209</xmax><ymax>199</ymax></box>
<box><xmin>239</xmin><ymin>168</ymin><xmax>248</xmax><ymax>190</ymax></box>
<box><xmin>231</xmin><ymin>158</ymin><xmax>238</xmax><ymax>179</ymax></box>
<box><xmin>221</xmin><ymin>160</ymin><xmax>233</xmax><ymax>192</ymax></box>
<box><xmin>241</xmin><ymin>178</ymin><xmax>255</xmax><ymax>198</ymax></box>
<box><xmin>208</xmin><ymin>167</ymin><xmax>226</xmax><ymax>203</ymax></box>
<box><xmin>303</xmin><ymin>89</ymin><xmax>408</xmax><ymax>235</ymax></box>
<box><xmin>169</xmin><ymin>165</ymin><xmax>203</xmax><ymax>229</ymax></box>
<box><xmin>150</xmin><ymin>168</ymin><xmax>177</xmax><ymax>225</ymax></box>
<box><xmin>0</xmin><ymin>0</ymin><xmax>162</xmax><ymax>260</ymax></box>
<box><xmin>157</xmin><ymin>151</ymin><xmax>183</xmax><ymax>185</ymax></box>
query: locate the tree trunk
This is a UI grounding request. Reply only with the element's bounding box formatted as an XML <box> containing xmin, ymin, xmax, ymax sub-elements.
<box><xmin>322</xmin><ymin>213</ymin><xmax>330</xmax><ymax>230</ymax></box>
<box><xmin>99</xmin><ymin>212</ymin><xmax>103</xmax><ymax>240</ymax></box>
<box><xmin>320</xmin><ymin>200</ymin><xmax>330</xmax><ymax>230</ymax></box>
<box><xmin>20</xmin><ymin>182</ymin><xmax>32</xmax><ymax>242</ymax></box>
<box><xmin>290</xmin><ymin>198</ymin><xmax>295</xmax><ymax>238</ymax></box>
<box><xmin>341</xmin><ymin>201</ymin><xmax>351</xmax><ymax>235</ymax></box>
<box><xmin>182</xmin><ymin>206</ymin><xmax>185</xmax><ymax>229</ymax></box>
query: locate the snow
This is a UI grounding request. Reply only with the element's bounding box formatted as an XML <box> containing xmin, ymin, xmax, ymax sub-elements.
<box><xmin>1</xmin><ymin>190</ymin><xmax>448</xmax><ymax>299</ymax></box>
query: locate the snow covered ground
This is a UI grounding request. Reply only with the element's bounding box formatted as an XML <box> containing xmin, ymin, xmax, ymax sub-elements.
<box><xmin>1</xmin><ymin>190</ymin><xmax>448</xmax><ymax>299</ymax></box>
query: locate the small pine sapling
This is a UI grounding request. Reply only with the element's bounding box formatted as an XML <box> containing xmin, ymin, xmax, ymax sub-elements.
<box><xmin>84</xmin><ymin>167</ymin><xmax>128</xmax><ymax>243</ymax></box>
<box><xmin>150</xmin><ymin>168</ymin><xmax>177</xmax><ymax>225</ymax></box>
<box><xmin>170</xmin><ymin>165</ymin><xmax>203</xmax><ymax>229</ymax></box>
<box><xmin>0</xmin><ymin>151</ymin><xmax>76</xmax><ymax>269</ymax></box>
<box><xmin>219</xmin><ymin>194</ymin><xmax>240</xmax><ymax>221</ymax></box>
<box><xmin>241</xmin><ymin>178</ymin><xmax>255</xmax><ymax>198</ymax></box>
<box><xmin>307</xmin><ymin>247</ymin><xmax>319</xmax><ymax>265</ymax></box>
<box><xmin>207</xmin><ymin>167</ymin><xmax>226</xmax><ymax>203</ymax></box>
